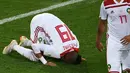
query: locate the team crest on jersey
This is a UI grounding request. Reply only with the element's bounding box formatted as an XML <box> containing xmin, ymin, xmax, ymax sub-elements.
<box><xmin>107</xmin><ymin>64</ymin><xmax>111</xmax><ymax>72</ymax></box>
<box><xmin>127</xmin><ymin>8</ymin><xmax>130</xmax><ymax>14</ymax></box>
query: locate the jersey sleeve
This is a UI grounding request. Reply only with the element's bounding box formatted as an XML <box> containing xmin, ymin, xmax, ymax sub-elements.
<box><xmin>99</xmin><ymin>2</ymin><xmax>107</xmax><ymax>20</ymax></box>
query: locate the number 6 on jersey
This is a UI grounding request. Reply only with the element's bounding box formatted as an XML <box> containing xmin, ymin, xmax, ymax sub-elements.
<box><xmin>55</xmin><ymin>24</ymin><xmax>75</xmax><ymax>43</ymax></box>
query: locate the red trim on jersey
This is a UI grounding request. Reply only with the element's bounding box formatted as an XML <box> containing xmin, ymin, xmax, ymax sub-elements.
<box><xmin>123</xmin><ymin>0</ymin><xmax>130</xmax><ymax>3</ymax></box>
<box><xmin>127</xmin><ymin>0</ymin><xmax>130</xmax><ymax>3</ymax></box>
<box><xmin>30</xmin><ymin>26</ymin><xmax>43</xmax><ymax>43</ymax></box>
<box><xmin>104</xmin><ymin>0</ymin><xmax>129</xmax><ymax>6</ymax></box>
<box><xmin>31</xmin><ymin>26</ymin><xmax>50</xmax><ymax>43</ymax></box>
<box><xmin>105</xmin><ymin>4</ymin><xmax>128</xmax><ymax>9</ymax></box>
<box><xmin>60</xmin><ymin>48</ymin><xmax>79</xmax><ymax>57</ymax></box>
<box><xmin>33</xmin><ymin>27</ymin><xmax>39</xmax><ymax>43</ymax></box>
<box><xmin>30</xmin><ymin>38</ymin><xmax>35</xmax><ymax>43</ymax></box>
<box><xmin>104</xmin><ymin>0</ymin><xmax>115</xmax><ymax>6</ymax></box>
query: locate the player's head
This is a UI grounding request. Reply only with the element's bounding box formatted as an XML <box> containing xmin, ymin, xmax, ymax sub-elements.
<box><xmin>62</xmin><ymin>51</ymin><xmax>82</xmax><ymax>64</ymax></box>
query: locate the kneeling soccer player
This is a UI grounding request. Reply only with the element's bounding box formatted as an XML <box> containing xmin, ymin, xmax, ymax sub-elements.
<box><xmin>3</xmin><ymin>13</ymin><xmax>85</xmax><ymax>66</ymax></box>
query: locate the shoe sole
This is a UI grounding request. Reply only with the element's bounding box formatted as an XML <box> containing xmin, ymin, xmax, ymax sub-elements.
<box><xmin>2</xmin><ymin>46</ymin><xmax>8</xmax><ymax>54</ymax></box>
<box><xmin>2</xmin><ymin>40</ymin><xmax>17</xmax><ymax>54</ymax></box>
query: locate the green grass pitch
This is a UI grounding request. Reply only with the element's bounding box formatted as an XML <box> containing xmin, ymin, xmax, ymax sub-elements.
<box><xmin>0</xmin><ymin>0</ymin><xmax>107</xmax><ymax>73</ymax></box>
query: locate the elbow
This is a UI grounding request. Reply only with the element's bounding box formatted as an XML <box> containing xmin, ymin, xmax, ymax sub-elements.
<box><xmin>31</xmin><ymin>44</ymin><xmax>41</xmax><ymax>54</ymax></box>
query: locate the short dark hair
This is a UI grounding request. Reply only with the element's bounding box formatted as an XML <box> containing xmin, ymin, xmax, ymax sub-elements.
<box><xmin>62</xmin><ymin>51</ymin><xmax>82</xmax><ymax>64</ymax></box>
<box><xmin>73</xmin><ymin>54</ymin><xmax>82</xmax><ymax>64</ymax></box>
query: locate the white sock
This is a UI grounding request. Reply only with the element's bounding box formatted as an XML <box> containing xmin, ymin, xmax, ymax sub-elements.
<box><xmin>13</xmin><ymin>45</ymin><xmax>38</xmax><ymax>61</ymax></box>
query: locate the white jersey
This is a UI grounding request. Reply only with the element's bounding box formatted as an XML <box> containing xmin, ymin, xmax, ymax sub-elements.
<box><xmin>100</xmin><ymin>0</ymin><xmax>130</xmax><ymax>40</ymax></box>
<box><xmin>30</xmin><ymin>13</ymin><xmax>79</xmax><ymax>58</ymax></box>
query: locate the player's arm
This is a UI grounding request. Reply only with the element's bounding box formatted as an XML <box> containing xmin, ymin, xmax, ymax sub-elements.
<box><xmin>96</xmin><ymin>18</ymin><xmax>107</xmax><ymax>52</ymax></box>
<box><xmin>34</xmin><ymin>53</ymin><xmax>56</xmax><ymax>66</ymax></box>
<box><xmin>96</xmin><ymin>2</ymin><xmax>107</xmax><ymax>52</ymax></box>
<box><xmin>31</xmin><ymin>44</ymin><xmax>56</xmax><ymax>66</ymax></box>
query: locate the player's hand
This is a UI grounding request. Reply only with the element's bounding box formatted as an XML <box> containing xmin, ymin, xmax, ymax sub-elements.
<box><xmin>121</xmin><ymin>35</ymin><xmax>130</xmax><ymax>45</ymax></box>
<box><xmin>82</xmin><ymin>58</ymin><xmax>87</xmax><ymax>61</ymax></box>
<box><xmin>45</xmin><ymin>62</ymin><xmax>57</xmax><ymax>66</ymax></box>
<box><xmin>96</xmin><ymin>42</ymin><xmax>104</xmax><ymax>52</ymax></box>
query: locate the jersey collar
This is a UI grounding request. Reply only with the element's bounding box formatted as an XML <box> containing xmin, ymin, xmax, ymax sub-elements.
<box><xmin>113</xmin><ymin>0</ymin><xmax>124</xmax><ymax>4</ymax></box>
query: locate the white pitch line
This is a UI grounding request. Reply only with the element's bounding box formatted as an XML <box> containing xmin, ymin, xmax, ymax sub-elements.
<box><xmin>0</xmin><ymin>0</ymin><xmax>84</xmax><ymax>25</ymax></box>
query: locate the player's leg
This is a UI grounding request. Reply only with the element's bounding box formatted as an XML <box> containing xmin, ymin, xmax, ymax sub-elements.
<box><xmin>107</xmin><ymin>48</ymin><xmax>121</xmax><ymax>73</ymax></box>
<box><xmin>3</xmin><ymin>40</ymin><xmax>38</xmax><ymax>61</ymax></box>
<box><xmin>107</xmin><ymin>36</ymin><xmax>122</xmax><ymax>73</ymax></box>
<box><xmin>19</xmin><ymin>36</ymin><xmax>32</xmax><ymax>46</ymax></box>
<box><xmin>13</xmin><ymin>45</ymin><xmax>38</xmax><ymax>61</ymax></box>
<box><xmin>121</xmin><ymin>49</ymin><xmax>130</xmax><ymax>73</ymax></box>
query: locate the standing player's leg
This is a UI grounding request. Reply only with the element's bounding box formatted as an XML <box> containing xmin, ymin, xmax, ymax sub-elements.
<box><xmin>3</xmin><ymin>40</ymin><xmax>38</xmax><ymax>61</ymax></box>
<box><xmin>121</xmin><ymin>49</ymin><xmax>130</xmax><ymax>73</ymax></box>
<box><xmin>107</xmin><ymin>36</ymin><xmax>122</xmax><ymax>73</ymax></box>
